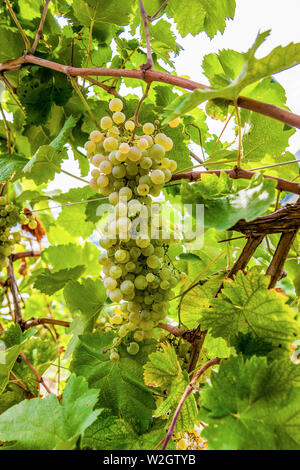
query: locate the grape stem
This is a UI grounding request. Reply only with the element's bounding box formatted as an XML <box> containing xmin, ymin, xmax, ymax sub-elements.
<box><xmin>132</xmin><ymin>82</ymin><xmax>151</xmax><ymax>140</ymax></box>
<box><xmin>4</xmin><ymin>0</ymin><xmax>31</xmax><ymax>51</ymax></box>
<box><xmin>139</xmin><ymin>0</ymin><xmax>154</xmax><ymax>70</ymax></box>
<box><xmin>161</xmin><ymin>357</ymin><xmax>221</xmax><ymax>450</ymax></box>
<box><xmin>6</xmin><ymin>257</ymin><xmax>23</xmax><ymax>325</ymax></box>
<box><xmin>20</xmin><ymin>351</ymin><xmax>52</xmax><ymax>394</ymax></box>
<box><xmin>85</xmin><ymin>76</ymin><xmax>121</xmax><ymax>97</ymax></box>
<box><xmin>11</xmin><ymin>250</ymin><xmax>41</xmax><ymax>262</ymax></box>
<box><xmin>151</xmin><ymin>0</ymin><xmax>169</xmax><ymax>21</ymax></box>
<box><xmin>0</xmin><ymin>104</ymin><xmax>11</xmax><ymax>153</ymax></box>
<box><xmin>23</xmin><ymin>317</ymin><xmax>70</xmax><ymax>329</ymax></box>
<box><xmin>1</xmin><ymin>54</ymin><xmax>300</xmax><ymax>129</ymax></box>
<box><xmin>31</xmin><ymin>0</ymin><xmax>51</xmax><ymax>53</ymax></box>
<box><xmin>70</xmin><ymin>77</ymin><xmax>100</xmax><ymax>130</ymax></box>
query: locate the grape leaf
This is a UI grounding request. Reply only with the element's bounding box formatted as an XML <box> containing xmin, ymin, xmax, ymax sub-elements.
<box><xmin>166</xmin><ymin>0</ymin><xmax>235</xmax><ymax>38</ymax></box>
<box><xmin>63</xmin><ymin>278</ymin><xmax>106</xmax><ymax>357</ymax></box>
<box><xmin>144</xmin><ymin>344</ymin><xmax>198</xmax><ymax>432</ymax></box>
<box><xmin>71</xmin><ymin>331</ymin><xmax>156</xmax><ymax>433</ymax></box>
<box><xmin>23</xmin><ymin>145</ymin><xmax>68</xmax><ymax>185</ymax></box>
<box><xmin>0</xmin><ymin>374</ymin><xmax>100</xmax><ymax>450</ymax></box>
<box><xmin>143</xmin><ymin>343</ymin><xmax>181</xmax><ymax>389</ymax></box>
<box><xmin>0</xmin><ymin>326</ymin><xmax>35</xmax><ymax>395</ymax></box>
<box><xmin>33</xmin><ymin>265</ymin><xmax>86</xmax><ymax>295</ymax></box>
<box><xmin>81</xmin><ymin>410</ymin><xmax>174</xmax><ymax>450</ymax></box>
<box><xmin>181</xmin><ymin>172</ymin><xmax>276</xmax><ymax>230</ymax></box>
<box><xmin>162</xmin><ymin>33</ymin><xmax>300</xmax><ymax>123</ymax></box>
<box><xmin>0</xmin><ymin>154</ymin><xmax>28</xmax><ymax>182</ymax></box>
<box><xmin>200</xmin><ymin>357</ymin><xmax>300</xmax><ymax>450</ymax></box>
<box><xmin>201</xmin><ymin>271</ymin><xmax>299</xmax><ymax>347</ymax></box>
<box><xmin>50</xmin><ymin>115</ymin><xmax>77</xmax><ymax>150</ymax></box>
<box><xmin>0</xmin><ymin>26</ymin><xmax>24</xmax><ymax>62</ymax></box>
<box><xmin>42</xmin><ymin>243</ymin><xmax>100</xmax><ymax>276</ymax></box>
<box><xmin>72</xmin><ymin>0</ymin><xmax>135</xmax><ymax>26</ymax></box>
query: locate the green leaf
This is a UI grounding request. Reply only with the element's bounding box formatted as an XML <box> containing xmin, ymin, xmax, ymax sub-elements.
<box><xmin>162</xmin><ymin>34</ymin><xmax>300</xmax><ymax>123</ymax></box>
<box><xmin>81</xmin><ymin>410</ymin><xmax>172</xmax><ymax>450</ymax></box>
<box><xmin>201</xmin><ymin>271</ymin><xmax>299</xmax><ymax>348</ymax></box>
<box><xmin>143</xmin><ymin>343</ymin><xmax>181</xmax><ymax>389</ymax></box>
<box><xmin>72</xmin><ymin>0</ymin><xmax>135</xmax><ymax>26</ymax></box>
<box><xmin>23</xmin><ymin>145</ymin><xmax>67</xmax><ymax>185</ymax></box>
<box><xmin>0</xmin><ymin>154</ymin><xmax>28</xmax><ymax>182</ymax></box>
<box><xmin>63</xmin><ymin>278</ymin><xmax>106</xmax><ymax>357</ymax></box>
<box><xmin>33</xmin><ymin>265</ymin><xmax>86</xmax><ymax>295</ymax></box>
<box><xmin>200</xmin><ymin>357</ymin><xmax>300</xmax><ymax>450</ymax></box>
<box><xmin>0</xmin><ymin>326</ymin><xmax>35</xmax><ymax>395</ymax></box>
<box><xmin>71</xmin><ymin>331</ymin><xmax>156</xmax><ymax>433</ymax></box>
<box><xmin>144</xmin><ymin>344</ymin><xmax>198</xmax><ymax>432</ymax></box>
<box><xmin>42</xmin><ymin>243</ymin><xmax>100</xmax><ymax>276</ymax></box>
<box><xmin>180</xmin><ymin>275</ymin><xmax>225</xmax><ymax>329</ymax></box>
<box><xmin>50</xmin><ymin>116</ymin><xmax>77</xmax><ymax>150</ymax></box>
<box><xmin>0</xmin><ymin>26</ymin><xmax>24</xmax><ymax>63</ymax></box>
<box><xmin>166</xmin><ymin>0</ymin><xmax>235</xmax><ymax>38</ymax></box>
<box><xmin>0</xmin><ymin>374</ymin><xmax>100</xmax><ymax>450</ymax></box>
<box><xmin>181</xmin><ymin>173</ymin><xmax>276</xmax><ymax>230</ymax></box>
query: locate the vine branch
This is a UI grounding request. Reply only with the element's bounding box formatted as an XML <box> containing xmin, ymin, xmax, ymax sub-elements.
<box><xmin>1</xmin><ymin>55</ymin><xmax>299</xmax><ymax>129</ymax></box>
<box><xmin>162</xmin><ymin>357</ymin><xmax>221</xmax><ymax>450</ymax></box>
<box><xmin>31</xmin><ymin>0</ymin><xmax>51</xmax><ymax>53</ymax></box>
<box><xmin>20</xmin><ymin>351</ymin><xmax>51</xmax><ymax>394</ymax></box>
<box><xmin>139</xmin><ymin>0</ymin><xmax>153</xmax><ymax>70</ymax></box>
<box><xmin>4</xmin><ymin>0</ymin><xmax>31</xmax><ymax>51</ymax></box>
<box><xmin>23</xmin><ymin>317</ymin><xmax>70</xmax><ymax>329</ymax></box>
<box><xmin>6</xmin><ymin>258</ymin><xmax>23</xmax><ymax>325</ymax></box>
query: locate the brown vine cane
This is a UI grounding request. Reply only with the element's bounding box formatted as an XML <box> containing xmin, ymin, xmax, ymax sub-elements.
<box><xmin>185</xmin><ymin>199</ymin><xmax>300</xmax><ymax>375</ymax></box>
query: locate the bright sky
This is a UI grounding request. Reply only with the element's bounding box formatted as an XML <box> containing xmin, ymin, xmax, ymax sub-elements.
<box><xmin>51</xmin><ymin>0</ymin><xmax>300</xmax><ymax>190</ymax></box>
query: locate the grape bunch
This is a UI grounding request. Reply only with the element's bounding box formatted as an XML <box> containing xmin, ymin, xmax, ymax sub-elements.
<box><xmin>0</xmin><ymin>198</ymin><xmax>24</xmax><ymax>270</ymax></box>
<box><xmin>85</xmin><ymin>98</ymin><xmax>182</xmax><ymax>360</ymax></box>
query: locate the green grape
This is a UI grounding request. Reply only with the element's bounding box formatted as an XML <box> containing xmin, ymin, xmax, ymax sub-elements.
<box><xmin>120</xmin><ymin>280</ymin><xmax>135</xmax><ymax>294</ymax></box>
<box><xmin>84</xmin><ymin>140</ymin><xmax>96</xmax><ymax>153</ymax></box>
<box><xmin>92</xmin><ymin>154</ymin><xmax>106</xmax><ymax>167</ymax></box>
<box><xmin>150</xmin><ymin>169</ymin><xmax>165</xmax><ymax>185</ymax></box>
<box><xmin>109</xmin><ymin>288</ymin><xmax>123</xmax><ymax>302</ymax></box>
<box><xmin>90</xmin><ymin>130</ymin><xmax>104</xmax><ymax>143</ymax></box>
<box><xmin>127</xmin><ymin>342</ymin><xmax>140</xmax><ymax>355</ymax></box>
<box><xmin>109</xmin><ymin>98</ymin><xmax>123</xmax><ymax>112</ymax></box>
<box><xmin>110</xmin><ymin>351</ymin><xmax>120</xmax><ymax>362</ymax></box>
<box><xmin>101</xmin><ymin>116</ymin><xmax>113</xmax><ymax>129</ymax></box>
<box><xmin>134</xmin><ymin>275</ymin><xmax>148</xmax><ymax>290</ymax></box>
<box><xmin>109</xmin><ymin>265</ymin><xmax>123</xmax><ymax>279</ymax></box>
<box><xmin>125</xmin><ymin>120</ymin><xmax>135</xmax><ymax>131</ymax></box>
<box><xmin>103</xmin><ymin>137</ymin><xmax>119</xmax><ymax>152</ymax></box>
<box><xmin>168</xmin><ymin>117</ymin><xmax>180</xmax><ymax>128</ymax></box>
<box><xmin>137</xmin><ymin>183</ymin><xmax>149</xmax><ymax>196</ymax></box>
<box><xmin>109</xmin><ymin>192</ymin><xmax>119</xmax><ymax>204</ymax></box>
<box><xmin>99</xmin><ymin>160</ymin><xmax>113</xmax><ymax>175</ymax></box>
<box><xmin>133</xmin><ymin>330</ymin><xmax>144</xmax><ymax>342</ymax></box>
<box><xmin>113</xmin><ymin>111</ymin><xmax>125</xmax><ymax>124</ymax></box>
<box><xmin>146</xmin><ymin>255</ymin><xmax>161</xmax><ymax>269</ymax></box>
<box><xmin>112</xmin><ymin>165</ymin><xmax>126</xmax><ymax>179</ymax></box>
<box><xmin>119</xmin><ymin>187</ymin><xmax>132</xmax><ymax>200</ymax></box>
<box><xmin>119</xmin><ymin>142</ymin><xmax>130</xmax><ymax>154</ymax></box>
<box><xmin>154</xmin><ymin>133</ymin><xmax>167</xmax><ymax>147</ymax></box>
<box><xmin>148</xmin><ymin>144</ymin><xmax>165</xmax><ymax>161</ymax></box>
<box><xmin>142</xmin><ymin>122</ymin><xmax>155</xmax><ymax>135</ymax></box>
<box><xmin>104</xmin><ymin>277</ymin><xmax>118</xmax><ymax>290</ymax></box>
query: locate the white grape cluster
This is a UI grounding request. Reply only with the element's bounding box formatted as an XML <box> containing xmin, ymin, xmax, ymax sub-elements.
<box><xmin>85</xmin><ymin>98</ymin><xmax>181</xmax><ymax>360</ymax></box>
<box><xmin>0</xmin><ymin>198</ymin><xmax>23</xmax><ymax>270</ymax></box>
